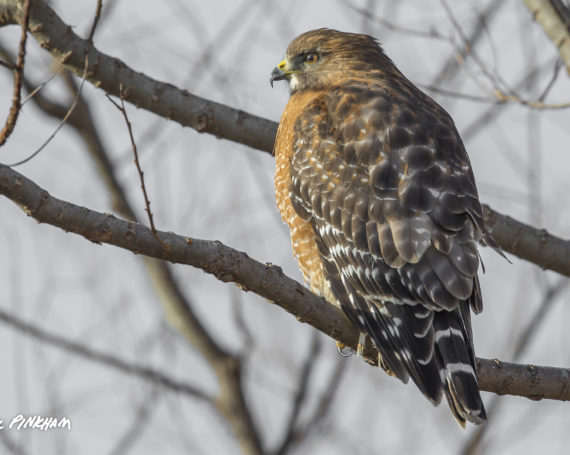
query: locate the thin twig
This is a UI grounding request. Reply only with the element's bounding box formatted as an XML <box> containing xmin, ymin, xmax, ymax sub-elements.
<box><xmin>287</xmin><ymin>359</ymin><xmax>346</xmax><ymax>452</ymax></box>
<box><xmin>492</xmin><ymin>89</ymin><xmax>570</xmax><ymax>109</ymax></box>
<box><xmin>421</xmin><ymin>79</ymin><xmax>570</xmax><ymax>109</ymax></box>
<box><xmin>106</xmin><ymin>87</ymin><xmax>167</xmax><ymax>248</ymax></box>
<box><xmin>0</xmin><ymin>304</ymin><xmax>212</xmax><ymax>402</ymax></box>
<box><xmin>346</xmin><ymin>2</ymin><xmax>449</xmax><ymax>41</ymax></box>
<box><xmin>7</xmin><ymin>59</ymin><xmax>88</xmax><ymax>166</ymax></box>
<box><xmin>87</xmin><ymin>0</ymin><xmax>103</xmax><ymax>42</ymax></box>
<box><xmin>462</xmin><ymin>59</ymin><xmax>558</xmax><ymax>140</ymax></box>
<box><xmin>108</xmin><ymin>385</ymin><xmax>161</xmax><ymax>455</ymax></box>
<box><xmin>21</xmin><ymin>70</ymin><xmax>60</xmax><ymax>106</ymax></box>
<box><xmin>0</xmin><ymin>0</ymin><xmax>31</xmax><ymax>147</ymax></box>
<box><xmin>0</xmin><ymin>59</ymin><xmax>17</xmax><ymax>70</ymax></box>
<box><xmin>418</xmin><ymin>84</ymin><xmax>493</xmax><ymax>103</ymax></box>
<box><xmin>439</xmin><ymin>0</ymin><xmax>509</xmax><ymax>95</ymax></box>
<box><xmin>430</xmin><ymin>0</ymin><xmax>505</xmax><ymax>86</ymax></box>
<box><xmin>7</xmin><ymin>0</ymin><xmax>103</xmax><ymax>167</ymax></box>
<box><xmin>538</xmin><ymin>58</ymin><xmax>563</xmax><ymax>102</ymax></box>
<box><xmin>274</xmin><ymin>333</ymin><xmax>321</xmax><ymax>455</ymax></box>
<box><xmin>0</xmin><ymin>37</ymin><xmax>60</xmax><ymax>110</ymax></box>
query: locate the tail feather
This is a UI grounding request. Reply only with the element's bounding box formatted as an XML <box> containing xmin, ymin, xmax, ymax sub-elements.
<box><xmin>318</xmin><ymin>235</ymin><xmax>486</xmax><ymax>426</ymax></box>
<box><xmin>434</xmin><ymin>311</ymin><xmax>487</xmax><ymax>426</ymax></box>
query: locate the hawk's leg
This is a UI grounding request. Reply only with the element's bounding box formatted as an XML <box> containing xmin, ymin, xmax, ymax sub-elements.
<box><xmin>356</xmin><ymin>332</ymin><xmax>367</xmax><ymax>358</ymax></box>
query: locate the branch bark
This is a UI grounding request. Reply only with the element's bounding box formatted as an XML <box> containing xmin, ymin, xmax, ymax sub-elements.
<box><xmin>524</xmin><ymin>0</ymin><xmax>570</xmax><ymax>74</ymax></box>
<box><xmin>2</xmin><ymin>162</ymin><xmax>569</xmax><ymax>403</ymax></box>
<box><xmin>483</xmin><ymin>204</ymin><xmax>570</xmax><ymax>277</ymax></box>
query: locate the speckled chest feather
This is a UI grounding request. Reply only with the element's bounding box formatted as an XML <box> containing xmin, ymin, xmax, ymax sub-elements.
<box><xmin>274</xmin><ymin>89</ymin><xmax>339</xmax><ymax>306</ymax></box>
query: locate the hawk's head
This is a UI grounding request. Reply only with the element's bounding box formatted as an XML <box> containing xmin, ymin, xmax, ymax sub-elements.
<box><xmin>270</xmin><ymin>28</ymin><xmax>393</xmax><ymax>94</ymax></box>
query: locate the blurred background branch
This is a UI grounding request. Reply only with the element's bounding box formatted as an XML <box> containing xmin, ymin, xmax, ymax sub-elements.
<box><xmin>524</xmin><ymin>0</ymin><xmax>570</xmax><ymax>74</ymax></box>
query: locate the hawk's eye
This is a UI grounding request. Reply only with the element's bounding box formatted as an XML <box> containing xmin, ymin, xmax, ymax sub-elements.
<box><xmin>304</xmin><ymin>53</ymin><xmax>319</xmax><ymax>64</ymax></box>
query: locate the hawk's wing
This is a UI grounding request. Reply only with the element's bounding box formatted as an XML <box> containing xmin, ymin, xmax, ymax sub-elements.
<box><xmin>288</xmin><ymin>81</ymin><xmax>487</xmax><ymax>425</ymax></box>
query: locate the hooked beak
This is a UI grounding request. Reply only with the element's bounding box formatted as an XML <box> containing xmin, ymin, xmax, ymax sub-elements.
<box><xmin>270</xmin><ymin>59</ymin><xmax>289</xmax><ymax>87</ymax></box>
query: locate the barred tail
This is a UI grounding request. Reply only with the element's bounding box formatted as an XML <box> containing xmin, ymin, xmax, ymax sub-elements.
<box><xmin>433</xmin><ymin>309</ymin><xmax>487</xmax><ymax>427</ymax></box>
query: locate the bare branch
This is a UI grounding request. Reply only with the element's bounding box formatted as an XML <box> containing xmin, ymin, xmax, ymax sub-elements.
<box><xmin>483</xmin><ymin>204</ymin><xmax>570</xmax><ymax>277</ymax></box>
<box><xmin>462</xmin><ymin>59</ymin><xmax>559</xmax><ymax>140</ymax></box>
<box><xmin>275</xmin><ymin>357</ymin><xmax>346</xmax><ymax>455</ymax></box>
<box><xmin>274</xmin><ymin>333</ymin><xmax>321</xmax><ymax>455</ymax></box>
<box><xmin>108</xmin><ymin>386</ymin><xmax>160</xmax><ymax>455</ymax></box>
<box><xmin>420</xmin><ymin>82</ymin><xmax>570</xmax><ymax>109</ymax></box>
<box><xmin>0</xmin><ymin>0</ymin><xmax>30</xmax><ymax>147</ymax></box>
<box><xmin>346</xmin><ymin>1</ymin><xmax>450</xmax><ymax>41</ymax></box>
<box><xmin>524</xmin><ymin>0</ymin><xmax>570</xmax><ymax>74</ymax></box>
<box><xmin>477</xmin><ymin>358</ymin><xmax>570</xmax><ymax>401</ymax></box>
<box><xmin>0</xmin><ymin>303</ymin><xmax>212</xmax><ymax>402</ymax></box>
<box><xmin>431</xmin><ymin>0</ymin><xmax>505</xmax><ymax>86</ymax></box>
<box><xmin>6</xmin><ymin>0</ymin><xmax>102</xmax><ymax>166</ymax></box>
<box><xmin>440</xmin><ymin>0</ymin><xmax>508</xmax><ymax>95</ymax></box>
<box><xmin>2</xmin><ymin>162</ymin><xmax>569</xmax><ymax>402</ymax></box>
<box><xmin>292</xmin><ymin>359</ymin><xmax>346</xmax><ymax>451</ymax></box>
<box><xmin>86</xmin><ymin>0</ymin><xmax>102</xmax><ymax>43</ymax></box>
<box><xmin>0</xmin><ymin>0</ymin><xmax>277</xmax><ymax>153</ymax></box>
<box><xmin>106</xmin><ymin>89</ymin><xmax>166</xmax><ymax>246</ymax></box>
<box><xmin>538</xmin><ymin>58</ymin><xmax>563</xmax><ymax>101</ymax></box>
<box><xmin>491</xmin><ymin>89</ymin><xmax>570</xmax><ymax>109</ymax></box>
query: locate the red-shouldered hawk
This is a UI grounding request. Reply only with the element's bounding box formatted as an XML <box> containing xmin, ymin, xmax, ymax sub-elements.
<box><xmin>271</xmin><ymin>29</ymin><xmax>501</xmax><ymax>427</ymax></box>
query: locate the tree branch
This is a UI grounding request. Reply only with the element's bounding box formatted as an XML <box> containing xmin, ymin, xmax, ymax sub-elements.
<box><xmin>2</xmin><ymin>162</ymin><xmax>569</xmax><ymax>403</ymax></box>
<box><xmin>477</xmin><ymin>358</ymin><xmax>570</xmax><ymax>401</ymax></box>
<box><xmin>2</xmin><ymin>0</ymin><xmax>568</xmax><ymax>281</ymax></box>
<box><xmin>524</xmin><ymin>0</ymin><xmax>570</xmax><ymax>74</ymax></box>
<box><xmin>0</xmin><ymin>303</ymin><xmax>212</xmax><ymax>402</ymax></box>
<box><xmin>274</xmin><ymin>333</ymin><xmax>321</xmax><ymax>455</ymax></box>
<box><xmin>483</xmin><ymin>204</ymin><xmax>570</xmax><ymax>277</ymax></box>
<box><xmin>0</xmin><ymin>0</ymin><xmax>30</xmax><ymax>146</ymax></box>
<box><xmin>0</xmin><ymin>0</ymin><xmax>277</xmax><ymax>153</ymax></box>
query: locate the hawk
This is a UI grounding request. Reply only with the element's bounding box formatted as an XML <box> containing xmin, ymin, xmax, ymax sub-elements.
<box><xmin>270</xmin><ymin>29</ymin><xmax>499</xmax><ymax>426</ymax></box>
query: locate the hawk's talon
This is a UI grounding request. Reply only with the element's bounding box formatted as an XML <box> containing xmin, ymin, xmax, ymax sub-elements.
<box><xmin>336</xmin><ymin>341</ymin><xmax>353</xmax><ymax>357</ymax></box>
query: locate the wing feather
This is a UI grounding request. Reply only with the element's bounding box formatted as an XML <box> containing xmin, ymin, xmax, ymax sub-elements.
<box><xmin>285</xmin><ymin>78</ymin><xmax>490</xmax><ymax>424</ymax></box>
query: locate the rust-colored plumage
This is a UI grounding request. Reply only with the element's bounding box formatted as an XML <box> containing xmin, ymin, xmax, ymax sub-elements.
<box><xmin>271</xmin><ymin>29</ymin><xmax>498</xmax><ymax>426</ymax></box>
